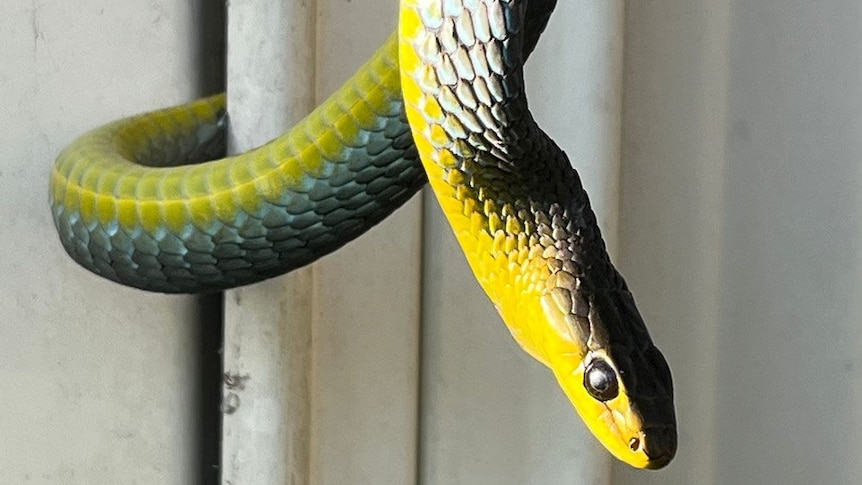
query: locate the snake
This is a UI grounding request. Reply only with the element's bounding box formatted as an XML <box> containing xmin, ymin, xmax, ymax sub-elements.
<box><xmin>49</xmin><ymin>0</ymin><xmax>676</xmax><ymax>470</ymax></box>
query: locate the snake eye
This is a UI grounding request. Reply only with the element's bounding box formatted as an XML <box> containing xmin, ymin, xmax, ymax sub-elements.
<box><xmin>584</xmin><ymin>359</ymin><xmax>619</xmax><ymax>402</ymax></box>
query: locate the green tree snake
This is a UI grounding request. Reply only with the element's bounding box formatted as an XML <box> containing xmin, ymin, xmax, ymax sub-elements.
<box><xmin>49</xmin><ymin>0</ymin><xmax>677</xmax><ymax>469</ymax></box>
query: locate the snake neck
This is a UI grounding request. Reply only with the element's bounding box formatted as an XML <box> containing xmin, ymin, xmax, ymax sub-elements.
<box><xmin>399</xmin><ymin>0</ymin><xmax>620</xmax><ymax>363</ymax></box>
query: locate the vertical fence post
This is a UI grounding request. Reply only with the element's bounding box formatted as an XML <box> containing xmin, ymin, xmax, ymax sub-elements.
<box><xmin>221</xmin><ymin>1</ymin><xmax>316</xmax><ymax>483</ymax></box>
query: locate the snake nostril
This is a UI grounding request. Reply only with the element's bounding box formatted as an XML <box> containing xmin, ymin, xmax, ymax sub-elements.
<box><xmin>628</xmin><ymin>437</ymin><xmax>640</xmax><ymax>452</ymax></box>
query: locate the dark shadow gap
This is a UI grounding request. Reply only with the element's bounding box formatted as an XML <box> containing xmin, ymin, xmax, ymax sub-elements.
<box><xmin>191</xmin><ymin>1</ymin><xmax>227</xmax><ymax>484</ymax></box>
<box><xmin>193</xmin><ymin>293</ymin><xmax>225</xmax><ymax>485</ymax></box>
<box><xmin>194</xmin><ymin>0</ymin><xmax>227</xmax><ymax>97</ymax></box>
<box><xmin>415</xmin><ymin>190</ymin><xmax>429</xmax><ymax>485</ymax></box>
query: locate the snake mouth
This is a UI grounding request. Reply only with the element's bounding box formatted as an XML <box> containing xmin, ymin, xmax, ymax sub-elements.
<box><xmin>642</xmin><ymin>426</ymin><xmax>677</xmax><ymax>469</ymax></box>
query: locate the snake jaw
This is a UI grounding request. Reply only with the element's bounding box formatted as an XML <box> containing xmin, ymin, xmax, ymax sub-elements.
<box><xmin>549</xmin><ymin>348</ymin><xmax>655</xmax><ymax>469</ymax></box>
<box><xmin>551</xmin><ymin>351</ymin><xmax>647</xmax><ymax>468</ymax></box>
<box><xmin>534</xmin><ymin>271</ymin><xmax>676</xmax><ymax>469</ymax></box>
<box><xmin>534</xmin><ymin>244</ymin><xmax>675</xmax><ymax>469</ymax></box>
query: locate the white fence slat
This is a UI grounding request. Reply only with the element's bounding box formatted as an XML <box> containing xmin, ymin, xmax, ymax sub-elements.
<box><xmin>311</xmin><ymin>3</ymin><xmax>423</xmax><ymax>483</ymax></box>
<box><xmin>223</xmin><ymin>1</ymin><xmax>423</xmax><ymax>483</ymax></box>
<box><xmin>222</xmin><ymin>0</ymin><xmax>316</xmax><ymax>483</ymax></box>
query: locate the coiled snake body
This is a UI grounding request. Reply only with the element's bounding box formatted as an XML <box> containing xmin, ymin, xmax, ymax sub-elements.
<box><xmin>49</xmin><ymin>0</ymin><xmax>676</xmax><ymax>469</ymax></box>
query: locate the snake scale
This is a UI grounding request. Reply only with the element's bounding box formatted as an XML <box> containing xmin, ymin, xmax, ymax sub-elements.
<box><xmin>49</xmin><ymin>0</ymin><xmax>676</xmax><ymax>469</ymax></box>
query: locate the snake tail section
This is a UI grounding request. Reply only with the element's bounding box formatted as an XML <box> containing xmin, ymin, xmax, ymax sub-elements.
<box><xmin>50</xmin><ymin>36</ymin><xmax>425</xmax><ymax>293</ymax></box>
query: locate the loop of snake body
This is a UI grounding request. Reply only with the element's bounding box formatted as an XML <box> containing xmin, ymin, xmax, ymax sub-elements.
<box><xmin>49</xmin><ymin>0</ymin><xmax>676</xmax><ymax>469</ymax></box>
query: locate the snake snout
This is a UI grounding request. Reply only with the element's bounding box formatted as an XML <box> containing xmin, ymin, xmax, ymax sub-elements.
<box><xmin>641</xmin><ymin>425</ymin><xmax>677</xmax><ymax>469</ymax></box>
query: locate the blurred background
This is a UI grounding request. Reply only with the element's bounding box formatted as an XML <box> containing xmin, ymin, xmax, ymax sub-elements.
<box><xmin>2</xmin><ymin>0</ymin><xmax>861</xmax><ymax>483</ymax></box>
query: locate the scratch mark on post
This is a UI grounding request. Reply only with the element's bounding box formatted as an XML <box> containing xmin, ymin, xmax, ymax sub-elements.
<box><xmin>30</xmin><ymin>0</ymin><xmax>38</xmax><ymax>50</ymax></box>
<box><xmin>30</xmin><ymin>0</ymin><xmax>46</xmax><ymax>51</ymax></box>
<box><xmin>223</xmin><ymin>371</ymin><xmax>250</xmax><ymax>390</ymax></box>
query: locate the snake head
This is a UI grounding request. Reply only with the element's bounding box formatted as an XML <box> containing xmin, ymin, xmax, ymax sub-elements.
<box><xmin>541</xmin><ymin>275</ymin><xmax>677</xmax><ymax>469</ymax></box>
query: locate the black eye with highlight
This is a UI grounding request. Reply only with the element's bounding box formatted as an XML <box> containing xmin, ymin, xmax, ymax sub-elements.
<box><xmin>584</xmin><ymin>359</ymin><xmax>619</xmax><ymax>402</ymax></box>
